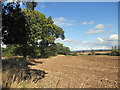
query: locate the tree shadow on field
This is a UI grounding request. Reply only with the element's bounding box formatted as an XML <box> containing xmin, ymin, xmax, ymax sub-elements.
<box><xmin>2</xmin><ymin>57</ymin><xmax>48</xmax><ymax>88</ymax></box>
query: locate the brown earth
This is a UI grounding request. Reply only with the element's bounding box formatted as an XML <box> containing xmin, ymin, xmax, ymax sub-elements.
<box><xmin>29</xmin><ymin>55</ymin><xmax>118</xmax><ymax>88</ymax></box>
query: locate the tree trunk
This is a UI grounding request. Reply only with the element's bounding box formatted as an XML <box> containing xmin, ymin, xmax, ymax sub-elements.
<box><xmin>23</xmin><ymin>55</ymin><xmax>28</xmax><ymax>60</ymax></box>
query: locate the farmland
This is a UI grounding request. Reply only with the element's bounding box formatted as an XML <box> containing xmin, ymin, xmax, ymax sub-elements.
<box><xmin>29</xmin><ymin>55</ymin><xmax>118</xmax><ymax>88</ymax></box>
<box><xmin>2</xmin><ymin>54</ymin><xmax>118</xmax><ymax>88</ymax></box>
<box><xmin>1</xmin><ymin>1</ymin><xmax>119</xmax><ymax>89</ymax></box>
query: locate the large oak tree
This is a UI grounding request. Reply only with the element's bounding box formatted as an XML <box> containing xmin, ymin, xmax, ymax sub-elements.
<box><xmin>2</xmin><ymin>2</ymin><xmax>65</xmax><ymax>58</ymax></box>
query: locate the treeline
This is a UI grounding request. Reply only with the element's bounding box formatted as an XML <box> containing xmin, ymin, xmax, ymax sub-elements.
<box><xmin>88</xmin><ymin>46</ymin><xmax>120</xmax><ymax>56</ymax></box>
<box><xmin>72</xmin><ymin>49</ymin><xmax>112</xmax><ymax>53</ymax></box>
<box><xmin>2</xmin><ymin>2</ymin><xmax>71</xmax><ymax>58</ymax></box>
<box><xmin>111</xmin><ymin>46</ymin><xmax>120</xmax><ymax>56</ymax></box>
<box><xmin>2</xmin><ymin>43</ymin><xmax>71</xmax><ymax>58</ymax></box>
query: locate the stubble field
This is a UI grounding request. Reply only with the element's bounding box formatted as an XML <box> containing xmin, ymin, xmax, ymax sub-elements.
<box><xmin>29</xmin><ymin>55</ymin><xmax>118</xmax><ymax>88</ymax></box>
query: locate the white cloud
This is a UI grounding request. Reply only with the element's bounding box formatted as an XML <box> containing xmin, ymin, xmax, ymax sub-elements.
<box><xmin>55</xmin><ymin>38</ymin><xmax>80</xmax><ymax>45</ymax></box>
<box><xmin>71</xmin><ymin>47</ymin><xmax>91</xmax><ymax>51</ymax></box>
<box><xmin>102</xmin><ymin>30</ymin><xmax>114</xmax><ymax>35</ymax></box>
<box><xmin>82</xmin><ymin>21</ymin><xmax>87</xmax><ymax>24</ymax></box>
<box><xmin>54</xmin><ymin>21</ymin><xmax>61</xmax><ymax>24</ymax></box>
<box><xmin>94</xmin><ymin>24</ymin><xmax>104</xmax><ymax>29</ymax></box>
<box><xmin>69</xmin><ymin>20</ymin><xmax>75</xmax><ymax>22</ymax></box>
<box><xmin>55</xmin><ymin>38</ymin><xmax>62</xmax><ymax>41</ymax></box>
<box><xmin>106</xmin><ymin>24</ymin><xmax>114</xmax><ymax>28</ymax></box>
<box><xmin>54</xmin><ymin>17</ymin><xmax>74</xmax><ymax>26</ymax></box>
<box><xmin>55</xmin><ymin>17</ymin><xmax>67</xmax><ymax>22</ymax></box>
<box><xmin>109</xmin><ymin>34</ymin><xmax>118</xmax><ymax>40</ymax></box>
<box><xmin>93</xmin><ymin>46</ymin><xmax>111</xmax><ymax>50</ymax></box>
<box><xmin>65</xmin><ymin>23</ymin><xmax>74</xmax><ymax>26</ymax></box>
<box><xmin>86</xmin><ymin>24</ymin><xmax>104</xmax><ymax>34</ymax></box>
<box><xmin>55</xmin><ymin>34</ymin><xmax>118</xmax><ymax>51</ymax></box>
<box><xmin>56</xmin><ymin>22</ymin><xmax>74</xmax><ymax>26</ymax></box>
<box><xmin>96</xmin><ymin>34</ymin><xmax>118</xmax><ymax>46</ymax></box>
<box><xmin>97</xmin><ymin>37</ymin><xmax>104</xmax><ymax>43</ymax></box>
<box><xmin>82</xmin><ymin>20</ymin><xmax>94</xmax><ymax>25</ymax></box>
<box><xmin>54</xmin><ymin>17</ymin><xmax>67</xmax><ymax>25</ymax></box>
<box><xmin>82</xmin><ymin>41</ymin><xmax>88</xmax><ymax>44</ymax></box>
<box><xmin>58</xmin><ymin>23</ymin><xmax>65</xmax><ymax>26</ymax></box>
<box><xmin>40</xmin><ymin>4</ymin><xmax>45</xmax><ymax>9</ymax></box>
<box><xmin>55</xmin><ymin>38</ymin><xmax>70</xmax><ymax>42</ymax></box>
<box><xmin>88</xmin><ymin>21</ymin><xmax>94</xmax><ymax>25</ymax></box>
<box><xmin>86</xmin><ymin>29</ymin><xmax>104</xmax><ymax>34</ymax></box>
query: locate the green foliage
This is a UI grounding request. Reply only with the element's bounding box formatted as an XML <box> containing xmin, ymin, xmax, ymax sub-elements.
<box><xmin>23</xmin><ymin>2</ymin><xmax>38</xmax><ymax>11</ymax></box>
<box><xmin>2</xmin><ymin>45</ymin><xmax>16</xmax><ymax>58</ymax></box>
<box><xmin>111</xmin><ymin>46</ymin><xmax>120</xmax><ymax>56</ymax></box>
<box><xmin>90</xmin><ymin>50</ymin><xmax>95</xmax><ymax>55</ymax></box>
<box><xmin>72</xmin><ymin>52</ymin><xmax>78</xmax><ymax>56</ymax></box>
<box><xmin>88</xmin><ymin>53</ymin><xmax>91</xmax><ymax>55</ymax></box>
<box><xmin>39</xmin><ymin>44</ymin><xmax>58</xmax><ymax>58</ymax></box>
<box><xmin>49</xmin><ymin>44</ymin><xmax>58</xmax><ymax>56</ymax></box>
<box><xmin>2</xmin><ymin>2</ymin><xmax>27</xmax><ymax>45</ymax></box>
<box><xmin>40</xmin><ymin>43</ymin><xmax>71</xmax><ymax>58</ymax></box>
<box><xmin>56</xmin><ymin>43</ymin><xmax>71</xmax><ymax>55</ymax></box>
<box><xmin>2</xmin><ymin>2</ymin><xmax>66</xmax><ymax>58</ymax></box>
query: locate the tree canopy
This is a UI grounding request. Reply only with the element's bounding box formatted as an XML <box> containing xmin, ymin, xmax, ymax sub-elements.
<box><xmin>2</xmin><ymin>2</ymin><xmax>68</xmax><ymax>58</ymax></box>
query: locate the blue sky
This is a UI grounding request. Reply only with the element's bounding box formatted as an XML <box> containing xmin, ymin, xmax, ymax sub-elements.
<box><xmin>4</xmin><ymin>1</ymin><xmax>118</xmax><ymax>51</ymax></box>
<box><xmin>33</xmin><ymin>2</ymin><xmax>118</xmax><ymax>51</ymax></box>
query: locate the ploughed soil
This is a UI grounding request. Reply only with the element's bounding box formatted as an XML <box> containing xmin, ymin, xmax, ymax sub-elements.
<box><xmin>29</xmin><ymin>55</ymin><xmax>118</xmax><ymax>88</ymax></box>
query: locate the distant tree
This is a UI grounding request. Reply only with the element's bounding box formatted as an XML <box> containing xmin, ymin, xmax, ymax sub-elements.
<box><xmin>91</xmin><ymin>50</ymin><xmax>95</xmax><ymax>55</ymax></box>
<box><xmin>111</xmin><ymin>46</ymin><xmax>120</xmax><ymax>56</ymax></box>
<box><xmin>83</xmin><ymin>50</ymin><xmax>85</xmax><ymax>53</ymax></box>
<box><xmin>56</xmin><ymin>43</ymin><xmax>71</xmax><ymax>55</ymax></box>
<box><xmin>115</xmin><ymin>46</ymin><xmax>117</xmax><ymax>50</ymax></box>
<box><xmin>112</xmin><ymin>46</ymin><xmax>114</xmax><ymax>51</ymax></box>
<box><xmin>72</xmin><ymin>52</ymin><xmax>78</xmax><ymax>56</ymax></box>
<box><xmin>118</xmin><ymin>46</ymin><xmax>120</xmax><ymax>50</ymax></box>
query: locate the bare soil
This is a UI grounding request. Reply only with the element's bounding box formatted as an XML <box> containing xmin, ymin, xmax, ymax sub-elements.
<box><xmin>29</xmin><ymin>55</ymin><xmax>118</xmax><ymax>88</ymax></box>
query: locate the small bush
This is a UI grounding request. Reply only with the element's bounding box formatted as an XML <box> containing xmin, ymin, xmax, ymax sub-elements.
<box><xmin>111</xmin><ymin>50</ymin><xmax>119</xmax><ymax>56</ymax></box>
<box><xmin>88</xmin><ymin>53</ymin><xmax>91</xmax><ymax>55</ymax></box>
<box><xmin>95</xmin><ymin>53</ymin><xmax>101</xmax><ymax>55</ymax></box>
<box><xmin>72</xmin><ymin>53</ymin><xmax>78</xmax><ymax>56</ymax></box>
<box><xmin>91</xmin><ymin>50</ymin><xmax>95</xmax><ymax>55</ymax></box>
<box><xmin>111</xmin><ymin>46</ymin><xmax>120</xmax><ymax>56</ymax></box>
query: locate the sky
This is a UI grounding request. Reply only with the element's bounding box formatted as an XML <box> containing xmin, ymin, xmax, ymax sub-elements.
<box><xmin>33</xmin><ymin>2</ymin><xmax>118</xmax><ymax>51</ymax></box>
<box><xmin>3</xmin><ymin>1</ymin><xmax>119</xmax><ymax>51</ymax></box>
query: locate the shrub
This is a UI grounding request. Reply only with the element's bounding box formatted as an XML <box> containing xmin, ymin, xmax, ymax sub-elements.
<box><xmin>91</xmin><ymin>50</ymin><xmax>95</xmax><ymax>55</ymax></box>
<box><xmin>56</xmin><ymin>43</ymin><xmax>71</xmax><ymax>55</ymax></box>
<box><xmin>88</xmin><ymin>53</ymin><xmax>91</xmax><ymax>55</ymax></box>
<box><xmin>111</xmin><ymin>49</ymin><xmax>119</xmax><ymax>56</ymax></box>
<box><xmin>72</xmin><ymin>53</ymin><xmax>78</xmax><ymax>56</ymax></box>
<box><xmin>111</xmin><ymin>46</ymin><xmax>120</xmax><ymax>56</ymax></box>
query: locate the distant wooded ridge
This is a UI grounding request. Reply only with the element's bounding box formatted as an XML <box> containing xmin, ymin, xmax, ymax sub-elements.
<box><xmin>72</xmin><ymin>49</ymin><xmax>112</xmax><ymax>52</ymax></box>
